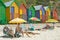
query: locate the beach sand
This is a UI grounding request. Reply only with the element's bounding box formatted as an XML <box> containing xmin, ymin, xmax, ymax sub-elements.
<box><xmin>0</xmin><ymin>23</ymin><xmax>60</xmax><ymax>40</ymax></box>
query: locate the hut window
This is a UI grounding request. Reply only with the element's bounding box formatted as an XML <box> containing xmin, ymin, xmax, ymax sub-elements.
<box><xmin>36</xmin><ymin>10</ymin><xmax>40</xmax><ymax>19</ymax></box>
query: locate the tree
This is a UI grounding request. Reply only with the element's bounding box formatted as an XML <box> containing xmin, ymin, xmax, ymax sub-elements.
<box><xmin>35</xmin><ymin>0</ymin><xmax>50</xmax><ymax>6</ymax></box>
<box><xmin>26</xmin><ymin>0</ymin><xmax>36</xmax><ymax>8</ymax></box>
<box><xmin>2</xmin><ymin>0</ymin><xmax>11</xmax><ymax>2</ymax></box>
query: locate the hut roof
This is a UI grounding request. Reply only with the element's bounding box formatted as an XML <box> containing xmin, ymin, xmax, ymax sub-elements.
<box><xmin>20</xmin><ymin>3</ymin><xmax>27</xmax><ymax>9</ymax></box>
<box><xmin>4</xmin><ymin>0</ymin><xmax>14</xmax><ymax>7</ymax></box>
<box><xmin>29</xmin><ymin>5</ymin><xmax>35</xmax><ymax>10</ymax></box>
<box><xmin>44</xmin><ymin>6</ymin><xmax>49</xmax><ymax>10</ymax></box>
<box><xmin>2</xmin><ymin>0</ymin><xmax>27</xmax><ymax>8</ymax></box>
<box><xmin>14</xmin><ymin>0</ymin><xmax>27</xmax><ymax>7</ymax></box>
<box><xmin>0</xmin><ymin>0</ymin><xmax>6</xmax><ymax>7</ymax></box>
<box><xmin>34</xmin><ymin>5</ymin><xmax>42</xmax><ymax>10</ymax></box>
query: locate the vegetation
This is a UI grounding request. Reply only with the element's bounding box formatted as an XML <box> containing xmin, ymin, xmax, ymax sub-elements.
<box><xmin>2</xmin><ymin>0</ymin><xmax>11</xmax><ymax>2</ymax></box>
<box><xmin>1</xmin><ymin>0</ymin><xmax>59</xmax><ymax>6</ymax></box>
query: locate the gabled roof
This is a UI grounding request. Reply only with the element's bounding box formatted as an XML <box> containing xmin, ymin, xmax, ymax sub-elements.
<box><xmin>4</xmin><ymin>0</ymin><xmax>14</xmax><ymax>7</ymax></box>
<box><xmin>29</xmin><ymin>5</ymin><xmax>35</xmax><ymax>10</ymax></box>
<box><xmin>20</xmin><ymin>3</ymin><xmax>26</xmax><ymax>9</ymax></box>
<box><xmin>44</xmin><ymin>6</ymin><xmax>49</xmax><ymax>10</ymax></box>
<box><xmin>14</xmin><ymin>0</ymin><xmax>26</xmax><ymax>7</ymax></box>
<box><xmin>34</xmin><ymin>5</ymin><xmax>42</xmax><ymax>10</ymax></box>
<box><xmin>0</xmin><ymin>0</ymin><xmax>6</xmax><ymax>7</ymax></box>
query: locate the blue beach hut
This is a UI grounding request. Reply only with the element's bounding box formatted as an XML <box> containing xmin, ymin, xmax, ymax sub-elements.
<box><xmin>34</xmin><ymin>5</ymin><xmax>42</xmax><ymax>19</ymax></box>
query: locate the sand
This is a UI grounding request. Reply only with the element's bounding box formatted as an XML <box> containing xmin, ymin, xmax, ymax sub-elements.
<box><xmin>0</xmin><ymin>23</ymin><xmax>60</xmax><ymax>40</ymax></box>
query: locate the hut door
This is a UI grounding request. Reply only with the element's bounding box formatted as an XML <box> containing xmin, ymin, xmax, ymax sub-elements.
<box><xmin>29</xmin><ymin>10</ymin><xmax>32</xmax><ymax>18</ymax></box>
<box><xmin>51</xmin><ymin>11</ymin><xmax>53</xmax><ymax>19</ymax></box>
<box><xmin>28</xmin><ymin>10</ymin><xmax>32</xmax><ymax>23</ymax></box>
<box><xmin>11</xmin><ymin>7</ymin><xmax>14</xmax><ymax>19</ymax></box>
<box><xmin>36</xmin><ymin>10</ymin><xmax>40</xmax><ymax>19</ymax></box>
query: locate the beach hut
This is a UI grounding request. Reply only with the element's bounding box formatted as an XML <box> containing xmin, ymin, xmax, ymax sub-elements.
<box><xmin>29</xmin><ymin>5</ymin><xmax>36</xmax><ymax>17</ymax></box>
<box><xmin>44</xmin><ymin>6</ymin><xmax>51</xmax><ymax>20</ymax></box>
<box><xmin>40</xmin><ymin>6</ymin><xmax>46</xmax><ymax>22</ymax></box>
<box><xmin>34</xmin><ymin>5</ymin><xmax>46</xmax><ymax>22</ymax></box>
<box><xmin>20</xmin><ymin>3</ymin><xmax>27</xmax><ymax>15</ymax></box>
<box><xmin>34</xmin><ymin>5</ymin><xmax>42</xmax><ymax>19</ymax></box>
<box><xmin>27</xmin><ymin>5</ymin><xmax>36</xmax><ymax>23</ymax></box>
<box><xmin>27</xmin><ymin>9</ymin><xmax>32</xmax><ymax>23</ymax></box>
<box><xmin>4</xmin><ymin>0</ymin><xmax>19</xmax><ymax>20</ymax></box>
<box><xmin>19</xmin><ymin>3</ymin><xmax>27</xmax><ymax>21</ymax></box>
<box><xmin>10</xmin><ymin>2</ymin><xmax>19</xmax><ymax>19</ymax></box>
<box><xmin>0</xmin><ymin>0</ymin><xmax>7</xmax><ymax>24</ymax></box>
<box><xmin>53</xmin><ymin>7</ymin><xmax>58</xmax><ymax>20</ymax></box>
<box><xmin>4</xmin><ymin>0</ymin><xmax>13</xmax><ymax>22</ymax></box>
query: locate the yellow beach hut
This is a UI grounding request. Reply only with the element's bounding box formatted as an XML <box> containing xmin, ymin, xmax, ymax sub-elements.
<box><xmin>4</xmin><ymin>0</ymin><xmax>19</xmax><ymax>21</ymax></box>
<box><xmin>4</xmin><ymin>1</ymin><xmax>14</xmax><ymax>22</ymax></box>
<box><xmin>10</xmin><ymin>2</ymin><xmax>19</xmax><ymax>20</ymax></box>
<box><xmin>44</xmin><ymin>6</ymin><xmax>51</xmax><ymax>20</ymax></box>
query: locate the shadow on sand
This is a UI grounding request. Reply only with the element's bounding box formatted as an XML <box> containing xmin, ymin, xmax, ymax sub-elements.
<box><xmin>0</xmin><ymin>35</ymin><xmax>21</xmax><ymax>38</ymax></box>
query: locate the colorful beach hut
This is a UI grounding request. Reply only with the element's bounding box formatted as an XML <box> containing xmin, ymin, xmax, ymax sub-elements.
<box><xmin>0</xmin><ymin>0</ymin><xmax>7</xmax><ymax>24</ymax></box>
<box><xmin>53</xmin><ymin>7</ymin><xmax>58</xmax><ymax>20</ymax></box>
<box><xmin>4</xmin><ymin>0</ymin><xmax>19</xmax><ymax>20</ymax></box>
<box><xmin>29</xmin><ymin>5</ymin><xmax>36</xmax><ymax>17</ymax></box>
<box><xmin>19</xmin><ymin>3</ymin><xmax>27</xmax><ymax>21</ymax></box>
<box><xmin>40</xmin><ymin>6</ymin><xmax>46</xmax><ymax>22</ymax></box>
<box><xmin>4</xmin><ymin>0</ymin><xmax>13</xmax><ymax>22</ymax></box>
<box><xmin>34</xmin><ymin>5</ymin><xmax>46</xmax><ymax>23</ymax></box>
<box><xmin>27</xmin><ymin>9</ymin><xmax>32</xmax><ymax>23</ymax></box>
<box><xmin>10</xmin><ymin>2</ymin><xmax>19</xmax><ymax>19</ymax></box>
<box><xmin>34</xmin><ymin>5</ymin><xmax>42</xmax><ymax>19</ymax></box>
<box><xmin>44</xmin><ymin>6</ymin><xmax>51</xmax><ymax>20</ymax></box>
<box><xmin>27</xmin><ymin>5</ymin><xmax>36</xmax><ymax>23</ymax></box>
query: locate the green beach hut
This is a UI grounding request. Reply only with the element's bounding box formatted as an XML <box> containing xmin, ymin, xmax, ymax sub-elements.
<box><xmin>27</xmin><ymin>8</ymin><xmax>32</xmax><ymax>23</ymax></box>
<box><xmin>29</xmin><ymin>5</ymin><xmax>36</xmax><ymax>17</ymax></box>
<box><xmin>27</xmin><ymin>5</ymin><xmax>36</xmax><ymax>23</ymax></box>
<box><xmin>0</xmin><ymin>0</ymin><xmax>7</xmax><ymax>24</ymax></box>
